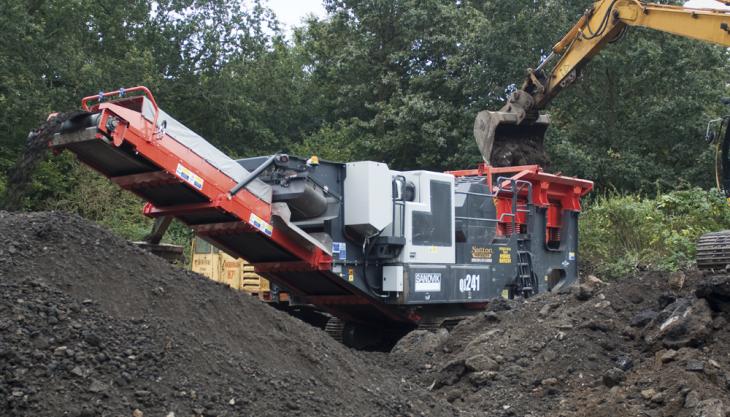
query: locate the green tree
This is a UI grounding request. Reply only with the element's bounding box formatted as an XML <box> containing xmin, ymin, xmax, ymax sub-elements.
<box><xmin>295</xmin><ymin>0</ymin><xmax>587</xmax><ymax>170</ymax></box>
<box><xmin>547</xmin><ymin>29</ymin><xmax>729</xmax><ymax>192</ymax></box>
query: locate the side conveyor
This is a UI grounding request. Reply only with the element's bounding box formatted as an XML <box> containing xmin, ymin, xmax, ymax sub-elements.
<box><xmin>49</xmin><ymin>87</ymin><xmax>412</xmax><ymax>326</ymax></box>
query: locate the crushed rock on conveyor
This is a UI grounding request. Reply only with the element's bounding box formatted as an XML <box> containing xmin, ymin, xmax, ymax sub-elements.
<box><xmin>391</xmin><ymin>271</ymin><xmax>730</xmax><ymax>417</ymax></box>
<box><xmin>0</xmin><ymin>211</ymin><xmax>455</xmax><ymax>417</ymax></box>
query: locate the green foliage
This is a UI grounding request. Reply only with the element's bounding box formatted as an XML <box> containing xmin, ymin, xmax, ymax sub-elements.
<box><xmin>294</xmin><ymin>0</ymin><xmax>588</xmax><ymax>170</ymax></box>
<box><xmin>37</xmin><ymin>160</ymin><xmax>192</xmax><ymax>250</ymax></box>
<box><xmin>580</xmin><ymin>188</ymin><xmax>730</xmax><ymax>279</ymax></box>
<box><xmin>2</xmin><ymin>0</ymin><xmax>730</xmax><ymax>276</ymax></box>
<box><xmin>38</xmin><ymin>159</ymin><xmax>152</xmax><ymax>240</ymax></box>
<box><xmin>547</xmin><ymin>28</ymin><xmax>729</xmax><ymax>193</ymax></box>
<box><xmin>291</xmin><ymin>121</ymin><xmax>361</xmax><ymax>162</ymax></box>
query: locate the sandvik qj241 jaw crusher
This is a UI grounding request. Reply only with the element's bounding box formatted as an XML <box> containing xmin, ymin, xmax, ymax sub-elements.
<box><xmin>50</xmin><ymin>87</ymin><xmax>592</xmax><ymax>348</ymax></box>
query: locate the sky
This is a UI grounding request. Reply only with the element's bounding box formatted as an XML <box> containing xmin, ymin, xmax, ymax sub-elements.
<box><xmin>685</xmin><ymin>0</ymin><xmax>730</xmax><ymax>8</ymax></box>
<box><xmin>267</xmin><ymin>0</ymin><xmax>326</xmax><ymax>31</ymax></box>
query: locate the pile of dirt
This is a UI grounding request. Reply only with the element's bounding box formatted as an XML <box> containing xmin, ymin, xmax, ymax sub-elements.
<box><xmin>392</xmin><ymin>271</ymin><xmax>730</xmax><ymax>417</ymax></box>
<box><xmin>0</xmin><ymin>211</ymin><xmax>454</xmax><ymax>417</ymax></box>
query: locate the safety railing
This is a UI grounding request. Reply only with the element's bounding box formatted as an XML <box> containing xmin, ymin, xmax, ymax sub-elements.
<box><xmin>453</xmin><ymin>176</ymin><xmax>533</xmax><ymax>236</ymax></box>
<box><xmin>81</xmin><ymin>86</ymin><xmax>160</xmax><ymax>140</ymax></box>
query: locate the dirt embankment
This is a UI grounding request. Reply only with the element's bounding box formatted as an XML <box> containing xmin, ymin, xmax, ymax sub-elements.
<box><xmin>392</xmin><ymin>271</ymin><xmax>730</xmax><ymax>417</ymax></box>
<box><xmin>2</xmin><ymin>210</ymin><xmax>729</xmax><ymax>417</ymax></box>
<box><xmin>0</xmin><ymin>211</ymin><xmax>454</xmax><ymax>417</ymax></box>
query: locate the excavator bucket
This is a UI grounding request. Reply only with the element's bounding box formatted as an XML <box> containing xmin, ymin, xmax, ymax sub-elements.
<box><xmin>474</xmin><ymin>109</ymin><xmax>551</xmax><ymax>167</ymax></box>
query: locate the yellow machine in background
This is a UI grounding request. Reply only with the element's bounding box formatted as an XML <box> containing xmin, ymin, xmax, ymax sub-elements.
<box><xmin>191</xmin><ymin>237</ymin><xmax>328</xmax><ymax>328</ymax></box>
<box><xmin>191</xmin><ymin>236</ymin><xmax>288</xmax><ymax>302</ymax></box>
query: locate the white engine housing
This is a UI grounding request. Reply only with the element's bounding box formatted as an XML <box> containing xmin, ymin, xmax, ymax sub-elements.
<box><xmin>343</xmin><ymin>161</ymin><xmax>392</xmax><ymax>237</ymax></box>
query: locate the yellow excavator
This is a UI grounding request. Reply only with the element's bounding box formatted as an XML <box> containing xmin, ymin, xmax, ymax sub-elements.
<box><xmin>476</xmin><ymin>0</ymin><xmax>730</xmax><ymax>269</ymax></box>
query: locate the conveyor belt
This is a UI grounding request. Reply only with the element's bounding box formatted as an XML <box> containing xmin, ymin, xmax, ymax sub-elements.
<box><xmin>50</xmin><ymin>87</ymin><xmax>411</xmax><ymax>326</ymax></box>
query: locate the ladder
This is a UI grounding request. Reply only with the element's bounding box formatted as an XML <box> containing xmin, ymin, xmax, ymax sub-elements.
<box><xmin>516</xmin><ymin>248</ymin><xmax>536</xmax><ymax>297</ymax></box>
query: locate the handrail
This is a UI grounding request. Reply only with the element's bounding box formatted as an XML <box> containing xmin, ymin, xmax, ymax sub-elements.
<box><xmin>454</xmin><ymin>177</ymin><xmax>533</xmax><ymax>235</ymax></box>
<box><xmin>81</xmin><ymin>86</ymin><xmax>160</xmax><ymax>140</ymax></box>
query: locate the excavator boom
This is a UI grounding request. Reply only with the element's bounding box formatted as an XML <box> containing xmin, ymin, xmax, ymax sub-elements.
<box><xmin>476</xmin><ymin>0</ymin><xmax>730</xmax><ymax>165</ymax></box>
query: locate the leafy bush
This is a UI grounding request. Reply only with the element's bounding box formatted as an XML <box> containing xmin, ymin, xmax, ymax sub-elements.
<box><xmin>580</xmin><ymin>188</ymin><xmax>730</xmax><ymax>279</ymax></box>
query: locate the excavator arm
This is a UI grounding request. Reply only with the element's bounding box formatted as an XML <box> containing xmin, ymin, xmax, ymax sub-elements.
<box><xmin>476</xmin><ymin>0</ymin><xmax>730</xmax><ymax>166</ymax></box>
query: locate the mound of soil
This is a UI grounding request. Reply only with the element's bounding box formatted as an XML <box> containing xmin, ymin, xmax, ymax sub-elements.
<box><xmin>0</xmin><ymin>211</ymin><xmax>454</xmax><ymax>417</ymax></box>
<box><xmin>392</xmin><ymin>271</ymin><xmax>730</xmax><ymax>417</ymax></box>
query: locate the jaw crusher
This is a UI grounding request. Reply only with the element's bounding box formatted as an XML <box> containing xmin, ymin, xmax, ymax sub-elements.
<box><xmin>50</xmin><ymin>87</ymin><xmax>592</xmax><ymax>348</ymax></box>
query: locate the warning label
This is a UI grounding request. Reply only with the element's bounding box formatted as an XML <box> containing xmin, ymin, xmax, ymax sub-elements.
<box><xmin>175</xmin><ymin>163</ymin><xmax>204</xmax><ymax>190</ymax></box>
<box><xmin>498</xmin><ymin>247</ymin><xmax>512</xmax><ymax>264</ymax></box>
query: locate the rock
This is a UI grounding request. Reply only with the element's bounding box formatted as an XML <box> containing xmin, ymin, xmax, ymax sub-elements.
<box><xmin>483</xmin><ymin>311</ymin><xmax>500</xmax><ymax>322</ymax></box>
<box><xmin>686</xmin><ymin>360</ymin><xmax>704</xmax><ymax>373</ymax></box>
<box><xmin>445</xmin><ymin>389</ymin><xmax>462</xmax><ymax>403</ymax></box>
<box><xmin>392</xmin><ymin>329</ymin><xmax>448</xmax><ymax>356</ymax></box>
<box><xmin>465</xmin><ymin>354</ymin><xmax>499</xmax><ymax>372</ymax></box>
<box><xmin>657</xmin><ymin>293</ymin><xmax>677</xmax><ymax>309</ymax></box>
<box><xmin>696</xmin><ymin>275</ymin><xmax>730</xmax><ymax>313</ymax></box>
<box><xmin>615</xmin><ymin>356</ymin><xmax>633</xmax><ymax>371</ymax></box>
<box><xmin>684</xmin><ymin>390</ymin><xmax>700</xmax><ymax>408</ymax></box>
<box><xmin>487</xmin><ymin>298</ymin><xmax>512</xmax><ymax>312</ymax></box>
<box><xmin>630</xmin><ymin>310</ymin><xmax>658</xmax><ymax>328</ymax></box>
<box><xmin>645</xmin><ymin>298</ymin><xmax>713</xmax><ymax>349</ymax></box>
<box><xmin>88</xmin><ymin>379</ymin><xmax>108</xmax><ymax>393</ymax></box>
<box><xmin>659</xmin><ymin>349</ymin><xmax>677</xmax><ymax>363</ymax></box>
<box><xmin>641</xmin><ymin>389</ymin><xmax>656</xmax><ymax>400</ymax></box>
<box><xmin>468</xmin><ymin>370</ymin><xmax>497</xmax><ymax>387</ymax></box>
<box><xmin>542</xmin><ymin>349</ymin><xmax>558</xmax><ymax>362</ymax></box>
<box><xmin>602</xmin><ymin>367</ymin><xmax>625</xmax><ymax>388</ymax></box>
<box><xmin>434</xmin><ymin>359</ymin><xmax>467</xmax><ymax>388</ymax></box>
<box><xmin>582</xmin><ymin>320</ymin><xmax>610</xmax><ymax>332</ymax></box>
<box><xmin>650</xmin><ymin>392</ymin><xmax>665</xmax><ymax>404</ymax></box>
<box><xmin>135</xmin><ymin>390</ymin><xmax>151</xmax><ymax>398</ymax></box>
<box><xmin>711</xmin><ymin>315</ymin><xmax>727</xmax><ymax>330</ymax></box>
<box><xmin>132</xmin><ymin>410</ymin><xmax>143</xmax><ymax>417</ymax></box>
<box><xmin>539</xmin><ymin>303</ymin><xmax>553</xmax><ymax>317</ymax></box>
<box><xmin>70</xmin><ymin>366</ymin><xmax>86</xmax><ymax>377</ymax></box>
<box><xmin>84</xmin><ymin>333</ymin><xmax>101</xmax><ymax>347</ymax></box>
<box><xmin>585</xmin><ymin>275</ymin><xmax>605</xmax><ymax>287</ymax></box>
<box><xmin>574</xmin><ymin>284</ymin><xmax>594</xmax><ymax>301</ymax></box>
<box><xmin>692</xmin><ymin>399</ymin><xmax>725</xmax><ymax>417</ymax></box>
<box><xmin>668</xmin><ymin>271</ymin><xmax>686</xmax><ymax>291</ymax></box>
<box><xmin>542</xmin><ymin>378</ymin><xmax>558</xmax><ymax>386</ymax></box>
